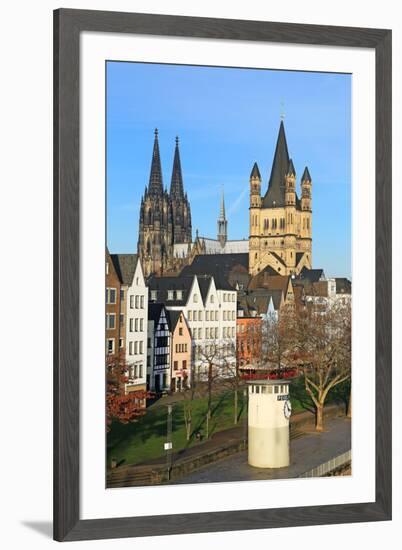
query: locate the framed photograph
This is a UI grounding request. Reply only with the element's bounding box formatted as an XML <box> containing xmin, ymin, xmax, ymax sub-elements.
<box><xmin>54</xmin><ymin>9</ymin><xmax>392</xmax><ymax>542</ymax></box>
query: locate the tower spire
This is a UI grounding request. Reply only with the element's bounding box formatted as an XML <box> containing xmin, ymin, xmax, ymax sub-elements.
<box><xmin>170</xmin><ymin>135</ymin><xmax>184</xmax><ymax>198</ymax></box>
<box><xmin>217</xmin><ymin>187</ymin><xmax>227</xmax><ymax>247</ymax></box>
<box><xmin>263</xmin><ymin>119</ymin><xmax>290</xmax><ymax>207</ymax></box>
<box><xmin>148</xmin><ymin>128</ymin><xmax>163</xmax><ymax>194</ymax></box>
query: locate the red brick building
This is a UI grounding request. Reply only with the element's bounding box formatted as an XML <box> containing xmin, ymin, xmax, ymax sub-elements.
<box><xmin>236</xmin><ymin>315</ymin><xmax>262</xmax><ymax>370</ymax></box>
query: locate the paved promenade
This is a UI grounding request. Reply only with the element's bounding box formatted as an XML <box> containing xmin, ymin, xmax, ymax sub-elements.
<box><xmin>172</xmin><ymin>416</ymin><xmax>351</xmax><ymax>484</ymax></box>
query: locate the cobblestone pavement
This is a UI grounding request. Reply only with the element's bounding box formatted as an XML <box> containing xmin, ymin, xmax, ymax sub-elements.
<box><xmin>172</xmin><ymin>417</ymin><xmax>351</xmax><ymax>484</ymax></box>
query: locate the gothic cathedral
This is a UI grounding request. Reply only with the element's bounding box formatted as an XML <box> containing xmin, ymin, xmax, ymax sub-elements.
<box><xmin>138</xmin><ymin>130</ymin><xmax>192</xmax><ymax>277</ymax></box>
<box><xmin>249</xmin><ymin>120</ymin><xmax>313</xmax><ymax>276</ymax></box>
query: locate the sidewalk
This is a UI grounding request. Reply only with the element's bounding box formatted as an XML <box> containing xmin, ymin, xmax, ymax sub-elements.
<box><xmin>174</xmin><ymin>416</ymin><xmax>351</xmax><ymax>484</ymax></box>
<box><xmin>107</xmin><ymin>405</ymin><xmax>346</xmax><ymax>487</ymax></box>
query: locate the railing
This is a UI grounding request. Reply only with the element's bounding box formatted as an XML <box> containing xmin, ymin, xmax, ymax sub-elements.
<box><xmin>299</xmin><ymin>450</ymin><xmax>351</xmax><ymax>478</ymax></box>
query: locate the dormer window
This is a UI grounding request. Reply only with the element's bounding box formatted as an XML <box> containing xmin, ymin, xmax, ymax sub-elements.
<box><xmin>150</xmin><ymin>290</ymin><xmax>157</xmax><ymax>301</ymax></box>
<box><xmin>176</xmin><ymin>290</ymin><xmax>183</xmax><ymax>300</ymax></box>
<box><xmin>168</xmin><ymin>290</ymin><xmax>174</xmax><ymax>301</ymax></box>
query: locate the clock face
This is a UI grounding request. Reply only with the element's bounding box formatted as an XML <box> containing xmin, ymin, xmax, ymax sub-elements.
<box><xmin>284</xmin><ymin>400</ymin><xmax>292</xmax><ymax>419</ymax></box>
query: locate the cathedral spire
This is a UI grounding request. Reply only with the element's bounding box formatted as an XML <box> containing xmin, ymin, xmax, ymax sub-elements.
<box><xmin>170</xmin><ymin>136</ymin><xmax>184</xmax><ymax>198</ymax></box>
<box><xmin>263</xmin><ymin>120</ymin><xmax>290</xmax><ymax>207</ymax></box>
<box><xmin>217</xmin><ymin>187</ymin><xmax>227</xmax><ymax>247</ymax></box>
<box><xmin>148</xmin><ymin>128</ymin><xmax>163</xmax><ymax>195</ymax></box>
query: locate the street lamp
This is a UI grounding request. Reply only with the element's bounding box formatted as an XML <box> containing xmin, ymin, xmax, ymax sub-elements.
<box><xmin>164</xmin><ymin>404</ymin><xmax>173</xmax><ymax>481</ymax></box>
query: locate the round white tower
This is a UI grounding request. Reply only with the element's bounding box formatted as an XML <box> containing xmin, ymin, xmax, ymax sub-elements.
<box><xmin>247</xmin><ymin>379</ymin><xmax>292</xmax><ymax>468</ymax></box>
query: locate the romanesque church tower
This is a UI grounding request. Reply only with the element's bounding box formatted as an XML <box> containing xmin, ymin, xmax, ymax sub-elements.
<box><xmin>138</xmin><ymin>130</ymin><xmax>192</xmax><ymax>277</ymax></box>
<box><xmin>249</xmin><ymin>120</ymin><xmax>312</xmax><ymax>276</ymax></box>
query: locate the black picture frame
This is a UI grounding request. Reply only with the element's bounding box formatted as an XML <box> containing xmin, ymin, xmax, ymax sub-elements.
<box><xmin>54</xmin><ymin>8</ymin><xmax>392</xmax><ymax>542</ymax></box>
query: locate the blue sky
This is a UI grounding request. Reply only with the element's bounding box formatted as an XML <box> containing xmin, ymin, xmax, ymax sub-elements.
<box><xmin>107</xmin><ymin>62</ymin><xmax>351</xmax><ymax>278</ymax></box>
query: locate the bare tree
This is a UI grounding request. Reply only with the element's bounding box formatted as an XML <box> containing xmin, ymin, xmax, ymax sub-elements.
<box><xmin>289</xmin><ymin>301</ymin><xmax>352</xmax><ymax>431</ymax></box>
<box><xmin>195</xmin><ymin>339</ymin><xmax>235</xmax><ymax>438</ymax></box>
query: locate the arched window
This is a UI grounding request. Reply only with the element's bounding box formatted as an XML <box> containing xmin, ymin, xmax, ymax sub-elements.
<box><xmin>148</xmin><ymin>209</ymin><xmax>152</xmax><ymax>225</ymax></box>
<box><xmin>146</xmin><ymin>240</ymin><xmax>151</xmax><ymax>255</ymax></box>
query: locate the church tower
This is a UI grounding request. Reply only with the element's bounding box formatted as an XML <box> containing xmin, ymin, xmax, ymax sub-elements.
<box><xmin>248</xmin><ymin>120</ymin><xmax>313</xmax><ymax>276</ymax></box>
<box><xmin>217</xmin><ymin>189</ymin><xmax>228</xmax><ymax>247</ymax></box>
<box><xmin>138</xmin><ymin>129</ymin><xmax>173</xmax><ymax>277</ymax></box>
<box><xmin>169</xmin><ymin>137</ymin><xmax>192</xmax><ymax>244</ymax></box>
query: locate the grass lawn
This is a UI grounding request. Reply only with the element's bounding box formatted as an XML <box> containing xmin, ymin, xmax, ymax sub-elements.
<box><xmin>107</xmin><ymin>389</ymin><xmax>307</xmax><ymax>468</ymax></box>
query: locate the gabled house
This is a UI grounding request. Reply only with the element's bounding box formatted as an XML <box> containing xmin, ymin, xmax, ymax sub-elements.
<box><xmin>111</xmin><ymin>254</ymin><xmax>148</xmax><ymax>394</ymax></box>
<box><xmin>147</xmin><ymin>303</ymin><xmax>171</xmax><ymax>393</ymax></box>
<box><xmin>168</xmin><ymin>310</ymin><xmax>192</xmax><ymax>391</ymax></box>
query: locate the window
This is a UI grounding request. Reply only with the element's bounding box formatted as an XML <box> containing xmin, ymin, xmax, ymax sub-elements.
<box><xmin>215</xmin><ymin>327</ymin><xmax>218</xmax><ymax>339</ymax></box>
<box><xmin>120</xmin><ymin>289</ymin><xmax>124</xmax><ymax>301</ymax></box>
<box><xmin>139</xmin><ymin>341</ymin><xmax>143</xmax><ymax>354</ymax></box>
<box><xmin>135</xmin><ymin>318</ymin><xmax>139</xmax><ymax>331</ymax></box>
<box><xmin>106</xmin><ymin>262</ymin><xmax>109</xmax><ymax>275</ymax></box>
<box><xmin>119</xmin><ymin>338</ymin><xmax>123</xmax><ymax>349</ymax></box>
<box><xmin>140</xmin><ymin>295</ymin><xmax>144</xmax><ymax>309</ymax></box>
<box><xmin>193</xmin><ymin>294</ymin><xmax>198</xmax><ymax>303</ymax></box>
<box><xmin>130</xmin><ymin>295</ymin><xmax>134</xmax><ymax>309</ymax></box>
<box><xmin>179</xmin><ymin>327</ymin><xmax>183</xmax><ymax>336</ymax></box>
<box><xmin>106</xmin><ymin>313</ymin><xmax>116</xmax><ymax>330</ymax></box>
<box><xmin>139</xmin><ymin>365</ymin><xmax>143</xmax><ymax>378</ymax></box>
<box><xmin>206</xmin><ymin>311</ymin><xmax>210</xmax><ymax>321</ymax></box>
<box><xmin>176</xmin><ymin>290</ymin><xmax>183</xmax><ymax>300</ymax></box>
<box><xmin>188</xmin><ymin>311</ymin><xmax>192</xmax><ymax>321</ymax></box>
<box><xmin>106</xmin><ymin>288</ymin><xmax>117</xmax><ymax>304</ymax></box>
<box><xmin>194</xmin><ymin>310</ymin><xmax>197</xmax><ymax>321</ymax></box>
<box><xmin>256</xmin><ymin>386</ymin><xmax>260</xmax><ymax>394</ymax></box>
<box><xmin>129</xmin><ymin>342</ymin><xmax>133</xmax><ymax>355</ymax></box>
<box><xmin>210</xmin><ymin>295</ymin><xmax>214</xmax><ymax>303</ymax></box>
<box><xmin>140</xmin><ymin>318</ymin><xmax>144</xmax><ymax>331</ymax></box>
<box><xmin>274</xmin><ymin>385</ymin><xmax>279</xmax><ymax>394</ymax></box>
<box><xmin>198</xmin><ymin>328</ymin><xmax>202</xmax><ymax>339</ymax></box>
<box><xmin>168</xmin><ymin>290</ymin><xmax>174</xmax><ymax>301</ymax></box>
<box><xmin>134</xmin><ymin>341</ymin><xmax>138</xmax><ymax>355</ymax></box>
<box><xmin>215</xmin><ymin>311</ymin><xmax>219</xmax><ymax>321</ymax></box>
<box><xmin>206</xmin><ymin>327</ymin><xmax>210</xmax><ymax>339</ymax></box>
<box><xmin>135</xmin><ymin>295</ymin><xmax>139</xmax><ymax>308</ymax></box>
<box><xmin>129</xmin><ymin>319</ymin><xmax>134</xmax><ymax>332</ymax></box>
<box><xmin>134</xmin><ymin>365</ymin><xmax>138</xmax><ymax>378</ymax></box>
<box><xmin>151</xmin><ymin>290</ymin><xmax>157</xmax><ymax>301</ymax></box>
<box><xmin>223</xmin><ymin>311</ymin><xmax>227</xmax><ymax>321</ymax></box>
<box><xmin>199</xmin><ymin>311</ymin><xmax>203</xmax><ymax>321</ymax></box>
<box><xmin>107</xmin><ymin>339</ymin><xmax>114</xmax><ymax>354</ymax></box>
<box><xmin>119</xmin><ymin>313</ymin><xmax>124</xmax><ymax>325</ymax></box>
<box><xmin>182</xmin><ymin>360</ymin><xmax>187</xmax><ymax>370</ymax></box>
<box><xmin>174</xmin><ymin>361</ymin><xmax>178</xmax><ymax>370</ymax></box>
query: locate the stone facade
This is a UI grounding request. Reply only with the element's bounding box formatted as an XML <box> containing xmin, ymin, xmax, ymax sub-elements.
<box><xmin>138</xmin><ymin>130</ymin><xmax>192</xmax><ymax>277</ymax></box>
<box><xmin>249</xmin><ymin>120</ymin><xmax>313</xmax><ymax>276</ymax></box>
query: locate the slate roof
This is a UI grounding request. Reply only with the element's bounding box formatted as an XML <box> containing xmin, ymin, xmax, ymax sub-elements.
<box><xmin>110</xmin><ymin>254</ymin><xmax>139</xmax><ymax>285</ymax></box>
<box><xmin>166</xmin><ymin>309</ymin><xmax>182</xmax><ymax>332</ymax></box>
<box><xmin>148</xmin><ymin>302</ymin><xmax>166</xmax><ymax>323</ymax></box>
<box><xmin>181</xmin><ymin>253</ymin><xmax>248</xmax><ymax>290</ymax></box>
<box><xmin>238</xmin><ymin>288</ymin><xmax>283</xmax><ymax>315</ymax></box>
<box><xmin>262</xmin><ymin>121</ymin><xmax>301</xmax><ymax>209</ymax></box>
<box><xmin>335</xmin><ymin>277</ymin><xmax>352</xmax><ymax>294</ymax></box>
<box><xmin>296</xmin><ymin>267</ymin><xmax>325</xmax><ymax>283</ymax></box>
<box><xmin>302</xmin><ymin>166</ymin><xmax>312</xmax><ymax>182</ymax></box>
<box><xmin>250</xmin><ymin>162</ymin><xmax>261</xmax><ymax>179</ymax></box>
<box><xmin>147</xmin><ymin>275</ymin><xmax>194</xmax><ymax>306</ymax></box>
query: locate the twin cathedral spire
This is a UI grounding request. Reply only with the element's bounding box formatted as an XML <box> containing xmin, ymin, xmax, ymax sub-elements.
<box><xmin>138</xmin><ymin>129</ymin><xmax>192</xmax><ymax>277</ymax></box>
